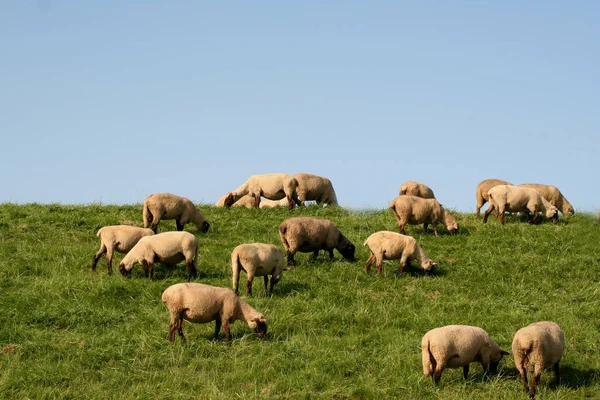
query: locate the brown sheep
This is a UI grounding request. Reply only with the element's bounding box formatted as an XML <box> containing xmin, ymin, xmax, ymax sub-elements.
<box><xmin>294</xmin><ymin>173</ymin><xmax>338</xmax><ymax>206</ymax></box>
<box><xmin>143</xmin><ymin>193</ymin><xmax>210</xmax><ymax>233</ymax></box>
<box><xmin>224</xmin><ymin>173</ymin><xmax>300</xmax><ymax>209</ymax></box>
<box><xmin>389</xmin><ymin>195</ymin><xmax>459</xmax><ymax>237</ymax></box>
<box><xmin>279</xmin><ymin>216</ymin><xmax>356</xmax><ymax>267</ymax></box>
<box><xmin>475</xmin><ymin>179</ymin><xmax>513</xmax><ymax>217</ymax></box>
<box><xmin>484</xmin><ymin>185</ymin><xmax>558</xmax><ymax>225</ymax></box>
<box><xmin>518</xmin><ymin>183</ymin><xmax>574</xmax><ymax>215</ymax></box>
<box><xmin>91</xmin><ymin>225</ymin><xmax>154</xmax><ymax>275</ymax></box>
<box><xmin>399</xmin><ymin>181</ymin><xmax>435</xmax><ymax>199</ymax></box>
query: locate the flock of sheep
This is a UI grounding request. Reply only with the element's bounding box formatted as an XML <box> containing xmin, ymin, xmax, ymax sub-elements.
<box><xmin>91</xmin><ymin>173</ymin><xmax>574</xmax><ymax>399</ymax></box>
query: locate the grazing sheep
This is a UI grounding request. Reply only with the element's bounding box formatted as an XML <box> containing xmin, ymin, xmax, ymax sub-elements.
<box><xmin>399</xmin><ymin>181</ymin><xmax>435</xmax><ymax>199</ymax></box>
<box><xmin>294</xmin><ymin>173</ymin><xmax>338</xmax><ymax>206</ymax></box>
<box><xmin>475</xmin><ymin>179</ymin><xmax>513</xmax><ymax>217</ymax></box>
<box><xmin>259</xmin><ymin>198</ymin><xmax>290</xmax><ymax>209</ymax></box>
<box><xmin>143</xmin><ymin>193</ymin><xmax>210</xmax><ymax>233</ymax></box>
<box><xmin>389</xmin><ymin>195</ymin><xmax>459</xmax><ymax>237</ymax></box>
<box><xmin>422</xmin><ymin>325</ymin><xmax>509</xmax><ymax>384</ymax></box>
<box><xmin>91</xmin><ymin>225</ymin><xmax>154</xmax><ymax>275</ymax></box>
<box><xmin>161</xmin><ymin>282</ymin><xmax>268</xmax><ymax>345</ymax></box>
<box><xmin>118</xmin><ymin>231</ymin><xmax>198</xmax><ymax>280</ymax></box>
<box><xmin>518</xmin><ymin>184</ymin><xmax>574</xmax><ymax>215</ymax></box>
<box><xmin>484</xmin><ymin>185</ymin><xmax>559</xmax><ymax>225</ymax></box>
<box><xmin>215</xmin><ymin>194</ymin><xmax>255</xmax><ymax>208</ymax></box>
<box><xmin>231</xmin><ymin>243</ymin><xmax>285</xmax><ymax>295</ymax></box>
<box><xmin>224</xmin><ymin>173</ymin><xmax>300</xmax><ymax>210</ymax></box>
<box><xmin>512</xmin><ymin>321</ymin><xmax>565</xmax><ymax>399</ymax></box>
<box><xmin>364</xmin><ymin>231</ymin><xmax>437</xmax><ymax>276</ymax></box>
<box><xmin>279</xmin><ymin>216</ymin><xmax>356</xmax><ymax>267</ymax></box>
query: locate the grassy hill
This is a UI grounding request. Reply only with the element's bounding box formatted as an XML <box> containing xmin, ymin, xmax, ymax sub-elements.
<box><xmin>0</xmin><ymin>203</ymin><xmax>598</xmax><ymax>399</ymax></box>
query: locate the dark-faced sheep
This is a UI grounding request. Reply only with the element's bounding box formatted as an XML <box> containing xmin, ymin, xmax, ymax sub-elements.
<box><xmin>143</xmin><ymin>193</ymin><xmax>210</xmax><ymax>233</ymax></box>
<box><xmin>422</xmin><ymin>325</ymin><xmax>509</xmax><ymax>384</ymax></box>
<box><xmin>294</xmin><ymin>173</ymin><xmax>338</xmax><ymax>206</ymax></box>
<box><xmin>224</xmin><ymin>173</ymin><xmax>300</xmax><ymax>210</ymax></box>
<box><xmin>399</xmin><ymin>181</ymin><xmax>435</xmax><ymax>199</ymax></box>
<box><xmin>389</xmin><ymin>195</ymin><xmax>459</xmax><ymax>237</ymax></box>
<box><xmin>518</xmin><ymin>183</ymin><xmax>574</xmax><ymax>215</ymax></box>
<box><xmin>91</xmin><ymin>225</ymin><xmax>154</xmax><ymax>275</ymax></box>
<box><xmin>161</xmin><ymin>282</ymin><xmax>268</xmax><ymax>345</ymax></box>
<box><xmin>279</xmin><ymin>216</ymin><xmax>356</xmax><ymax>267</ymax></box>
<box><xmin>475</xmin><ymin>179</ymin><xmax>513</xmax><ymax>217</ymax></box>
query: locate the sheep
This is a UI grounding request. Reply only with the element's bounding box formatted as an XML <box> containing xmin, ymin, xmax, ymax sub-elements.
<box><xmin>518</xmin><ymin>183</ymin><xmax>574</xmax><ymax>215</ymax></box>
<box><xmin>91</xmin><ymin>225</ymin><xmax>154</xmax><ymax>275</ymax></box>
<box><xmin>422</xmin><ymin>325</ymin><xmax>509</xmax><ymax>384</ymax></box>
<box><xmin>279</xmin><ymin>216</ymin><xmax>356</xmax><ymax>267</ymax></box>
<box><xmin>143</xmin><ymin>193</ymin><xmax>210</xmax><ymax>233</ymax></box>
<box><xmin>231</xmin><ymin>243</ymin><xmax>285</xmax><ymax>295</ymax></box>
<box><xmin>259</xmin><ymin>198</ymin><xmax>290</xmax><ymax>209</ymax></box>
<box><xmin>484</xmin><ymin>185</ymin><xmax>559</xmax><ymax>225</ymax></box>
<box><xmin>399</xmin><ymin>181</ymin><xmax>435</xmax><ymax>199</ymax></box>
<box><xmin>363</xmin><ymin>231</ymin><xmax>437</xmax><ymax>276</ymax></box>
<box><xmin>215</xmin><ymin>194</ymin><xmax>256</xmax><ymax>208</ymax></box>
<box><xmin>294</xmin><ymin>173</ymin><xmax>338</xmax><ymax>206</ymax></box>
<box><xmin>223</xmin><ymin>173</ymin><xmax>301</xmax><ymax>210</ymax></box>
<box><xmin>475</xmin><ymin>179</ymin><xmax>513</xmax><ymax>217</ymax></box>
<box><xmin>118</xmin><ymin>231</ymin><xmax>198</xmax><ymax>280</ymax></box>
<box><xmin>161</xmin><ymin>282</ymin><xmax>268</xmax><ymax>345</ymax></box>
<box><xmin>389</xmin><ymin>195</ymin><xmax>459</xmax><ymax>237</ymax></box>
<box><xmin>512</xmin><ymin>321</ymin><xmax>565</xmax><ymax>399</ymax></box>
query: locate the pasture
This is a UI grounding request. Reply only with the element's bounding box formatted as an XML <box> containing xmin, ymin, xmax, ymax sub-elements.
<box><xmin>0</xmin><ymin>203</ymin><xmax>598</xmax><ymax>399</ymax></box>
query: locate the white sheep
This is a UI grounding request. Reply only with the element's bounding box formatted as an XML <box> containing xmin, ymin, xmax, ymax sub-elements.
<box><xmin>422</xmin><ymin>325</ymin><xmax>509</xmax><ymax>384</ymax></box>
<box><xmin>231</xmin><ymin>243</ymin><xmax>285</xmax><ymax>295</ymax></box>
<box><xmin>91</xmin><ymin>225</ymin><xmax>155</xmax><ymax>275</ymax></box>
<box><xmin>279</xmin><ymin>216</ymin><xmax>356</xmax><ymax>267</ymax></box>
<box><xmin>363</xmin><ymin>231</ymin><xmax>437</xmax><ymax>276</ymax></box>
<box><xmin>294</xmin><ymin>173</ymin><xmax>338</xmax><ymax>206</ymax></box>
<box><xmin>512</xmin><ymin>321</ymin><xmax>565</xmax><ymax>399</ymax></box>
<box><xmin>399</xmin><ymin>181</ymin><xmax>435</xmax><ymax>199</ymax></box>
<box><xmin>259</xmin><ymin>198</ymin><xmax>290</xmax><ymax>209</ymax></box>
<box><xmin>161</xmin><ymin>282</ymin><xmax>268</xmax><ymax>345</ymax></box>
<box><xmin>475</xmin><ymin>179</ymin><xmax>513</xmax><ymax>217</ymax></box>
<box><xmin>118</xmin><ymin>231</ymin><xmax>198</xmax><ymax>280</ymax></box>
<box><xmin>518</xmin><ymin>183</ymin><xmax>574</xmax><ymax>215</ymax></box>
<box><xmin>389</xmin><ymin>195</ymin><xmax>459</xmax><ymax>237</ymax></box>
<box><xmin>484</xmin><ymin>185</ymin><xmax>559</xmax><ymax>225</ymax></box>
<box><xmin>143</xmin><ymin>193</ymin><xmax>210</xmax><ymax>233</ymax></box>
<box><xmin>215</xmin><ymin>194</ymin><xmax>255</xmax><ymax>208</ymax></box>
<box><xmin>223</xmin><ymin>173</ymin><xmax>300</xmax><ymax>209</ymax></box>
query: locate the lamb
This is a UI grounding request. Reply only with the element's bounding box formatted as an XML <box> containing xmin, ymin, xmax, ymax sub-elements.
<box><xmin>421</xmin><ymin>325</ymin><xmax>509</xmax><ymax>384</ymax></box>
<box><xmin>512</xmin><ymin>321</ymin><xmax>565</xmax><ymax>399</ymax></box>
<box><xmin>91</xmin><ymin>225</ymin><xmax>154</xmax><ymax>275</ymax></box>
<box><xmin>518</xmin><ymin>183</ymin><xmax>574</xmax><ymax>215</ymax></box>
<box><xmin>223</xmin><ymin>173</ymin><xmax>301</xmax><ymax>210</ymax></box>
<box><xmin>161</xmin><ymin>282</ymin><xmax>268</xmax><ymax>345</ymax></box>
<box><xmin>294</xmin><ymin>173</ymin><xmax>338</xmax><ymax>206</ymax></box>
<box><xmin>143</xmin><ymin>193</ymin><xmax>210</xmax><ymax>233</ymax></box>
<box><xmin>259</xmin><ymin>198</ymin><xmax>290</xmax><ymax>209</ymax></box>
<box><xmin>484</xmin><ymin>185</ymin><xmax>559</xmax><ymax>225</ymax></box>
<box><xmin>279</xmin><ymin>216</ymin><xmax>356</xmax><ymax>267</ymax></box>
<box><xmin>363</xmin><ymin>231</ymin><xmax>437</xmax><ymax>276</ymax></box>
<box><xmin>399</xmin><ymin>181</ymin><xmax>435</xmax><ymax>199</ymax></box>
<box><xmin>389</xmin><ymin>195</ymin><xmax>459</xmax><ymax>237</ymax></box>
<box><xmin>118</xmin><ymin>231</ymin><xmax>198</xmax><ymax>280</ymax></box>
<box><xmin>231</xmin><ymin>243</ymin><xmax>285</xmax><ymax>295</ymax></box>
<box><xmin>475</xmin><ymin>179</ymin><xmax>513</xmax><ymax>217</ymax></box>
<box><xmin>215</xmin><ymin>194</ymin><xmax>255</xmax><ymax>208</ymax></box>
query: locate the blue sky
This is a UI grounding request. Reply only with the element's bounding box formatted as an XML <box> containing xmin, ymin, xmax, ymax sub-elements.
<box><xmin>1</xmin><ymin>2</ymin><xmax>598</xmax><ymax>212</ymax></box>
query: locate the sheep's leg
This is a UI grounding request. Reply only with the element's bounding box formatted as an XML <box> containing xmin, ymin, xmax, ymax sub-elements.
<box><xmin>312</xmin><ymin>250</ymin><xmax>319</xmax><ymax>260</ymax></box>
<box><xmin>529</xmin><ymin>211</ymin><xmax>538</xmax><ymax>224</ymax></box>
<box><xmin>92</xmin><ymin>243</ymin><xmax>107</xmax><ymax>272</ymax></box>
<box><xmin>432</xmin><ymin>361</ymin><xmax>446</xmax><ymax>385</ymax></box>
<box><xmin>499</xmin><ymin>209</ymin><xmax>505</xmax><ymax>225</ymax></box>
<box><xmin>214</xmin><ymin>319</ymin><xmax>222</xmax><ymax>341</ymax></box>
<box><xmin>376</xmin><ymin>259</ymin><xmax>383</xmax><ymax>275</ymax></box>
<box><xmin>186</xmin><ymin>259</ymin><xmax>196</xmax><ymax>281</ymax></box>
<box><xmin>399</xmin><ymin>222</ymin><xmax>406</xmax><ymax>234</ymax></box>
<box><xmin>286</xmin><ymin>195</ymin><xmax>294</xmax><ymax>210</ymax></box>
<box><xmin>263</xmin><ymin>276</ymin><xmax>269</xmax><ymax>294</ymax></box>
<box><xmin>400</xmin><ymin>253</ymin><xmax>410</xmax><ymax>274</ymax></box>
<box><xmin>223</xmin><ymin>320</ymin><xmax>231</xmax><ymax>345</ymax></box>
<box><xmin>365</xmin><ymin>254</ymin><xmax>376</xmax><ymax>273</ymax></box>
<box><xmin>246</xmin><ymin>272</ymin><xmax>255</xmax><ymax>296</ymax></box>
<box><xmin>530</xmin><ymin>369</ymin><xmax>541</xmax><ymax>399</ymax></box>
<box><xmin>148</xmin><ymin>262</ymin><xmax>154</xmax><ymax>280</ymax></box>
<box><xmin>177</xmin><ymin>318</ymin><xmax>185</xmax><ymax>343</ymax></box>
<box><xmin>254</xmin><ymin>195</ymin><xmax>261</xmax><ymax>208</ymax></box>
<box><xmin>175</xmin><ymin>217</ymin><xmax>184</xmax><ymax>231</ymax></box>
<box><xmin>433</xmin><ymin>225</ymin><xmax>439</xmax><ymax>237</ymax></box>
<box><xmin>168</xmin><ymin>320</ymin><xmax>177</xmax><ymax>342</ymax></box>
<box><xmin>519</xmin><ymin>365</ymin><xmax>528</xmax><ymax>390</ymax></box>
<box><xmin>423</xmin><ymin>222</ymin><xmax>429</xmax><ymax>232</ymax></box>
<box><xmin>554</xmin><ymin>361</ymin><xmax>560</xmax><ymax>384</ymax></box>
<box><xmin>483</xmin><ymin>205</ymin><xmax>495</xmax><ymax>223</ymax></box>
<box><xmin>462</xmin><ymin>365</ymin><xmax>469</xmax><ymax>380</ymax></box>
<box><xmin>105</xmin><ymin>249</ymin><xmax>114</xmax><ymax>275</ymax></box>
<box><xmin>141</xmin><ymin>259</ymin><xmax>149</xmax><ymax>278</ymax></box>
<box><xmin>328</xmin><ymin>249</ymin><xmax>334</xmax><ymax>260</ymax></box>
<box><xmin>286</xmin><ymin>252</ymin><xmax>296</xmax><ymax>267</ymax></box>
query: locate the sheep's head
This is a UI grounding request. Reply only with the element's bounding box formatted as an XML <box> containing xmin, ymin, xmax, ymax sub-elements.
<box><xmin>223</xmin><ymin>192</ymin><xmax>236</xmax><ymax>207</ymax></box>
<box><xmin>338</xmin><ymin>237</ymin><xmax>356</xmax><ymax>262</ymax></box>
<box><xmin>446</xmin><ymin>222</ymin><xmax>459</xmax><ymax>234</ymax></box>
<box><xmin>118</xmin><ymin>262</ymin><xmax>131</xmax><ymax>277</ymax></box>
<box><xmin>486</xmin><ymin>349</ymin><xmax>510</xmax><ymax>375</ymax></box>
<box><xmin>564</xmin><ymin>204</ymin><xmax>575</xmax><ymax>215</ymax></box>
<box><xmin>422</xmin><ymin>260</ymin><xmax>437</xmax><ymax>276</ymax></box>
<box><xmin>249</xmin><ymin>315</ymin><xmax>268</xmax><ymax>338</ymax></box>
<box><xmin>200</xmin><ymin>221</ymin><xmax>210</xmax><ymax>233</ymax></box>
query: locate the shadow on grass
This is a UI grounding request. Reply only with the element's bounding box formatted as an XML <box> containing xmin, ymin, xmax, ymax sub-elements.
<box><xmin>498</xmin><ymin>366</ymin><xmax>600</xmax><ymax>389</ymax></box>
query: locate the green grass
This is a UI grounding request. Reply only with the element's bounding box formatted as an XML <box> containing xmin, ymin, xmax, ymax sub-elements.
<box><xmin>0</xmin><ymin>203</ymin><xmax>599</xmax><ymax>399</ymax></box>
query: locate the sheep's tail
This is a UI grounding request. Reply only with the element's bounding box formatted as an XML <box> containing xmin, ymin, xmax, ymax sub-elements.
<box><xmin>142</xmin><ymin>201</ymin><xmax>152</xmax><ymax>229</ymax></box>
<box><xmin>390</xmin><ymin>204</ymin><xmax>401</xmax><ymax>221</ymax></box>
<box><xmin>161</xmin><ymin>291</ymin><xmax>169</xmax><ymax>304</ymax></box>
<box><xmin>422</xmin><ymin>338</ymin><xmax>434</xmax><ymax>377</ymax></box>
<box><xmin>96</xmin><ymin>227</ymin><xmax>105</xmax><ymax>237</ymax></box>
<box><xmin>279</xmin><ymin>224</ymin><xmax>289</xmax><ymax>249</ymax></box>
